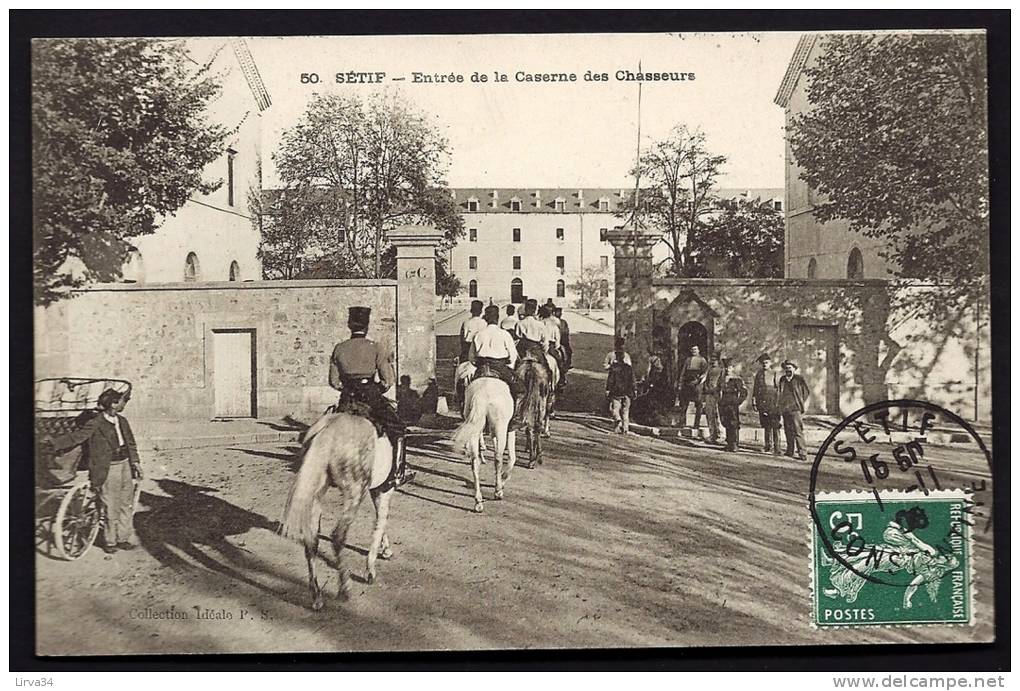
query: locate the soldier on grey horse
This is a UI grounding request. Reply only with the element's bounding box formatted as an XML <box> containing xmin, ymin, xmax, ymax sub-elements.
<box><xmin>328</xmin><ymin>306</ymin><xmax>415</xmax><ymax>490</ymax></box>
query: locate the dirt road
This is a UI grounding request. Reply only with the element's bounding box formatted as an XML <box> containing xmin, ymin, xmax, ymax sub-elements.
<box><xmin>35</xmin><ymin>416</ymin><xmax>994</xmax><ymax>655</ymax></box>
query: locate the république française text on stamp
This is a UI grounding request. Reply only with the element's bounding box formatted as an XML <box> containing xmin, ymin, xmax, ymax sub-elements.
<box><xmin>809</xmin><ymin>400</ymin><xmax>991</xmax><ymax>628</ymax></box>
<box><xmin>812</xmin><ymin>491</ymin><xmax>971</xmax><ymax>626</ymax></box>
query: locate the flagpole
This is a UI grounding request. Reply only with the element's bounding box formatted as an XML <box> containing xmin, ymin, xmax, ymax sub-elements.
<box><xmin>633</xmin><ymin>60</ymin><xmax>643</xmax><ymax>232</ymax></box>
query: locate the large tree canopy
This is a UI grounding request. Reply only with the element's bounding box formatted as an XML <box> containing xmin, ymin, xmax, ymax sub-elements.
<box><xmin>695</xmin><ymin>197</ymin><xmax>784</xmax><ymax>278</ymax></box>
<box><xmin>620</xmin><ymin>125</ymin><xmax>727</xmax><ymax>278</ymax></box>
<box><xmin>789</xmin><ymin>33</ymin><xmax>989</xmax><ymax>292</ymax></box>
<box><xmin>32</xmin><ymin>39</ymin><xmax>230</xmax><ymax>305</ymax></box>
<box><xmin>266</xmin><ymin>91</ymin><xmax>462</xmax><ymax>280</ymax></box>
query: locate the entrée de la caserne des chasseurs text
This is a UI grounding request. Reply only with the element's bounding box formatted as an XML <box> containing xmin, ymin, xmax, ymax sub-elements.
<box><xmin>301</xmin><ymin>69</ymin><xmax>696</xmax><ymax>85</ymax></box>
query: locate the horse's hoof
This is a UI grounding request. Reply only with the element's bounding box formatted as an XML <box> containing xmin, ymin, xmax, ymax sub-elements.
<box><xmin>380</xmin><ymin>547</ymin><xmax>394</xmax><ymax>560</ymax></box>
<box><xmin>311</xmin><ymin>597</ymin><xmax>324</xmax><ymax>611</ymax></box>
<box><xmin>474</xmin><ymin>503</ymin><xmax>484</xmax><ymax>513</ymax></box>
<box><xmin>366</xmin><ymin>571</ymin><xmax>376</xmax><ymax>584</ymax></box>
<box><xmin>337</xmin><ymin>583</ymin><xmax>352</xmax><ymax>601</ymax></box>
<box><xmin>494</xmin><ymin>490</ymin><xmax>504</xmax><ymax>500</ymax></box>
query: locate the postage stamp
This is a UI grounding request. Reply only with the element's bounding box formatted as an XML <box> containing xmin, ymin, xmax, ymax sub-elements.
<box><xmin>812</xmin><ymin>491</ymin><xmax>972</xmax><ymax>627</ymax></box>
<box><xmin>808</xmin><ymin>399</ymin><xmax>990</xmax><ymax>628</ymax></box>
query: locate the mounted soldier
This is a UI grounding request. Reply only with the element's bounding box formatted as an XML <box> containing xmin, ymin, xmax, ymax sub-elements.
<box><xmin>459</xmin><ymin>299</ymin><xmax>487</xmax><ymax>362</ymax></box>
<box><xmin>514</xmin><ymin>298</ymin><xmax>552</xmax><ymax>380</ymax></box>
<box><xmin>456</xmin><ymin>299</ymin><xmax>487</xmax><ymax>411</ymax></box>
<box><xmin>328</xmin><ymin>306</ymin><xmax>415</xmax><ymax>489</ymax></box>
<box><xmin>468</xmin><ymin>304</ymin><xmax>526</xmax><ymax>430</ymax></box>
<box><xmin>540</xmin><ymin>304</ymin><xmax>565</xmax><ymax>389</ymax></box>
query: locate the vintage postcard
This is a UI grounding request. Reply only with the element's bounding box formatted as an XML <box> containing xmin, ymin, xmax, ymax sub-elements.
<box><xmin>30</xmin><ymin>29</ymin><xmax>996</xmax><ymax>656</ymax></box>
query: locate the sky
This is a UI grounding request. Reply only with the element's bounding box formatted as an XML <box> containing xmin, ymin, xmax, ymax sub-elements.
<box><xmin>248</xmin><ymin>33</ymin><xmax>801</xmax><ymax>190</ymax></box>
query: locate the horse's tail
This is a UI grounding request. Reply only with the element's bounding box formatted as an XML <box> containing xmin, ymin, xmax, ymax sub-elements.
<box><xmin>452</xmin><ymin>382</ymin><xmax>488</xmax><ymax>455</ymax></box>
<box><xmin>280</xmin><ymin>418</ymin><xmax>335</xmax><ymax>545</ymax></box>
<box><xmin>521</xmin><ymin>360</ymin><xmax>549</xmax><ymax>425</ymax></box>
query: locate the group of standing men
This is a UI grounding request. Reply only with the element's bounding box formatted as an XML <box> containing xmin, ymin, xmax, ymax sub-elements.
<box><xmin>674</xmin><ymin>347</ymin><xmax>811</xmax><ymax>459</ymax></box>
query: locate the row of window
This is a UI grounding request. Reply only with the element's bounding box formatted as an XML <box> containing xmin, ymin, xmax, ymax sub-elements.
<box><xmin>464</xmin><ymin>198</ymin><xmax>781</xmax><ymax>214</ymax></box>
<box><xmin>182</xmin><ymin>252</ymin><xmax>242</xmax><ymax>282</ymax></box>
<box><xmin>804</xmin><ymin>248</ymin><xmax>865</xmax><ymax>279</ymax></box>
<box><xmin>466</xmin><ymin>277</ymin><xmax>611</xmax><ymax>300</ymax></box>
<box><xmin>469</xmin><ymin>227</ymin><xmax>584</xmax><ymax>242</ymax></box>
<box><xmin>466</xmin><ymin>255</ymin><xmax>609</xmax><ymax>271</ymax></box>
<box><xmin>466</xmin><ymin>199</ymin><xmax>613</xmax><ymax>213</ymax></box>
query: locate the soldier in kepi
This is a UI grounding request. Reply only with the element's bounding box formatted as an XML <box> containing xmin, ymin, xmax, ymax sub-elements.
<box><xmin>328</xmin><ymin>306</ymin><xmax>415</xmax><ymax>489</ymax></box>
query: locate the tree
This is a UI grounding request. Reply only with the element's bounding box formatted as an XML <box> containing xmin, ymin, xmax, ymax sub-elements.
<box><xmin>789</xmin><ymin>33</ymin><xmax>989</xmax><ymax>301</ymax></box>
<box><xmin>253</xmin><ymin>186</ymin><xmax>365</xmax><ymax>279</ymax></box>
<box><xmin>32</xmin><ymin>39</ymin><xmax>231</xmax><ymax>305</ymax></box>
<box><xmin>694</xmin><ymin>197</ymin><xmax>784</xmax><ymax>278</ymax></box>
<box><xmin>620</xmin><ymin>125</ymin><xmax>727</xmax><ymax>277</ymax></box>
<box><xmin>269</xmin><ymin>91</ymin><xmax>462</xmax><ymax>279</ymax></box>
<box><xmin>436</xmin><ymin>269</ymin><xmax>462</xmax><ymax>309</ymax></box>
<box><xmin>568</xmin><ymin>264</ymin><xmax>612</xmax><ymax>310</ymax></box>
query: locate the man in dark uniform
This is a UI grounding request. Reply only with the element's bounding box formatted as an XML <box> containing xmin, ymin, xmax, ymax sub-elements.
<box><xmin>329</xmin><ymin>306</ymin><xmax>414</xmax><ymax>488</ymax></box>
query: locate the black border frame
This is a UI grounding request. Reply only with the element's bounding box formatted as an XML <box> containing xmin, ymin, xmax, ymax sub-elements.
<box><xmin>10</xmin><ymin>9</ymin><xmax>1010</xmax><ymax>672</ymax></box>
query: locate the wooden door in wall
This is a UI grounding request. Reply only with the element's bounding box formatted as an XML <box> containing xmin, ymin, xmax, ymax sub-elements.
<box><xmin>791</xmin><ymin>325</ymin><xmax>838</xmax><ymax>415</ymax></box>
<box><xmin>213</xmin><ymin>329</ymin><xmax>257</xmax><ymax>418</ymax></box>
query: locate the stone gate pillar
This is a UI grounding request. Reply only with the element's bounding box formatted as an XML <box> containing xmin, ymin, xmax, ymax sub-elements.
<box><xmin>606</xmin><ymin>227</ymin><xmax>659</xmax><ymax>377</ymax></box>
<box><xmin>388</xmin><ymin>225</ymin><xmax>445</xmax><ymax>389</ymax></box>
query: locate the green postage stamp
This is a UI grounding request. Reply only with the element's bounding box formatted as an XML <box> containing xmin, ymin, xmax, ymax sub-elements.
<box><xmin>812</xmin><ymin>491</ymin><xmax>972</xmax><ymax>627</ymax></box>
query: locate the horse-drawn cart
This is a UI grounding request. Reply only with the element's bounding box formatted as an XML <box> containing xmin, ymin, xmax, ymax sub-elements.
<box><xmin>34</xmin><ymin>377</ymin><xmax>132</xmax><ymax>560</ymax></box>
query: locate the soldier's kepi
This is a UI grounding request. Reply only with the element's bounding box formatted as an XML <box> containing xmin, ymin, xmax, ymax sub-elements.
<box><xmin>328</xmin><ymin>306</ymin><xmax>415</xmax><ymax>489</ymax></box>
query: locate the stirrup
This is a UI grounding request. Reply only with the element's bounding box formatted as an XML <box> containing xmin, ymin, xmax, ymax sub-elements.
<box><xmin>393</xmin><ymin>436</ymin><xmax>415</xmax><ymax>487</ymax></box>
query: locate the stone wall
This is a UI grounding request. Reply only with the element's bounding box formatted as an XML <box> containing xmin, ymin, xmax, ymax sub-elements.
<box><xmin>609</xmin><ymin>230</ymin><xmax>991</xmax><ymax>422</ymax></box>
<box><xmin>646</xmin><ymin>279</ymin><xmax>990</xmax><ymax>421</ymax></box>
<box><xmin>34</xmin><ymin>280</ymin><xmax>397</xmax><ymax>419</ymax></box>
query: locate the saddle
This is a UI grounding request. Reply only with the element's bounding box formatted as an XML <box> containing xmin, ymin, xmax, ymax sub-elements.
<box><xmin>471</xmin><ymin>363</ymin><xmax>502</xmax><ymax>382</ymax></box>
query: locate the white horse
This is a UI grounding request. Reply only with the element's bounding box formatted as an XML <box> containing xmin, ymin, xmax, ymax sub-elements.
<box><xmin>451</xmin><ymin>377</ymin><xmax>518</xmax><ymax>513</ymax></box>
<box><xmin>280</xmin><ymin>413</ymin><xmax>396</xmax><ymax>610</ymax></box>
<box><xmin>459</xmin><ymin>354</ymin><xmax>557</xmax><ymax>438</ymax></box>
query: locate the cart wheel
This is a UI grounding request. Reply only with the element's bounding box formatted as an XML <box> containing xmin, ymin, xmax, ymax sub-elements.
<box><xmin>53</xmin><ymin>479</ymin><xmax>101</xmax><ymax>560</ymax></box>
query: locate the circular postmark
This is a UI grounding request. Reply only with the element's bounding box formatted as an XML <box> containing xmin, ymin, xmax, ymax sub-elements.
<box><xmin>809</xmin><ymin>399</ymin><xmax>992</xmax><ymax>589</ymax></box>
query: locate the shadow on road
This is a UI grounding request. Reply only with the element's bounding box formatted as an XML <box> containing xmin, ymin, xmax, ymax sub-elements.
<box><xmin>134</xmin><ymin>479</ymin><xmax>299</xmax><ymax>600</ymax></box>
<box><xmin>228</xmin><ymin>445</ymin><xmax>303</xmax><ymax>473</ymax></box>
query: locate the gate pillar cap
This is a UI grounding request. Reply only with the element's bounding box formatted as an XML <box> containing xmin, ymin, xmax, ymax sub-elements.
<box><xmin>387</xmin><ymin>225</ymin><xmax>445</xmax><ymax>248</ymax></box>
<box><xmin>604</xmin><ymin>225</ymin><xmax>659</xmax><ymax>253</ymax></box>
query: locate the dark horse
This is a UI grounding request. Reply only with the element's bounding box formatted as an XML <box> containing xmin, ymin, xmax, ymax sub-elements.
<box><xmin>515</xmin><ymin>356</ymin><xmax>551</xmax><ymax>468</ymax></box>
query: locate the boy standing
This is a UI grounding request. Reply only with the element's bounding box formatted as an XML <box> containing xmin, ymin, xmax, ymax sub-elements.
<box><xmin>50</xmin><ymin>388</ymin><xmax>142</xmax><ymax>554</ymax></box>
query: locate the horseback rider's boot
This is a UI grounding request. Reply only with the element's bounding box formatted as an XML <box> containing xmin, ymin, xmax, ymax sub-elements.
<box><xmin>508</xmin><ymin>375</ymin><xmax>527</xmax><ymax>431</ymax></box>
<box><xmin>392</xmin><ymin>435</ymin><xmax>416</xmax><ymax>487</ymax></box>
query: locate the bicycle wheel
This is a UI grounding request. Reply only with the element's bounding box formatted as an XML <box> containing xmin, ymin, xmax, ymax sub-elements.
<box><xmin>53</xmin><ymin>479</ymin><xmax>101</xmax><ymax>560</ymax></box>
